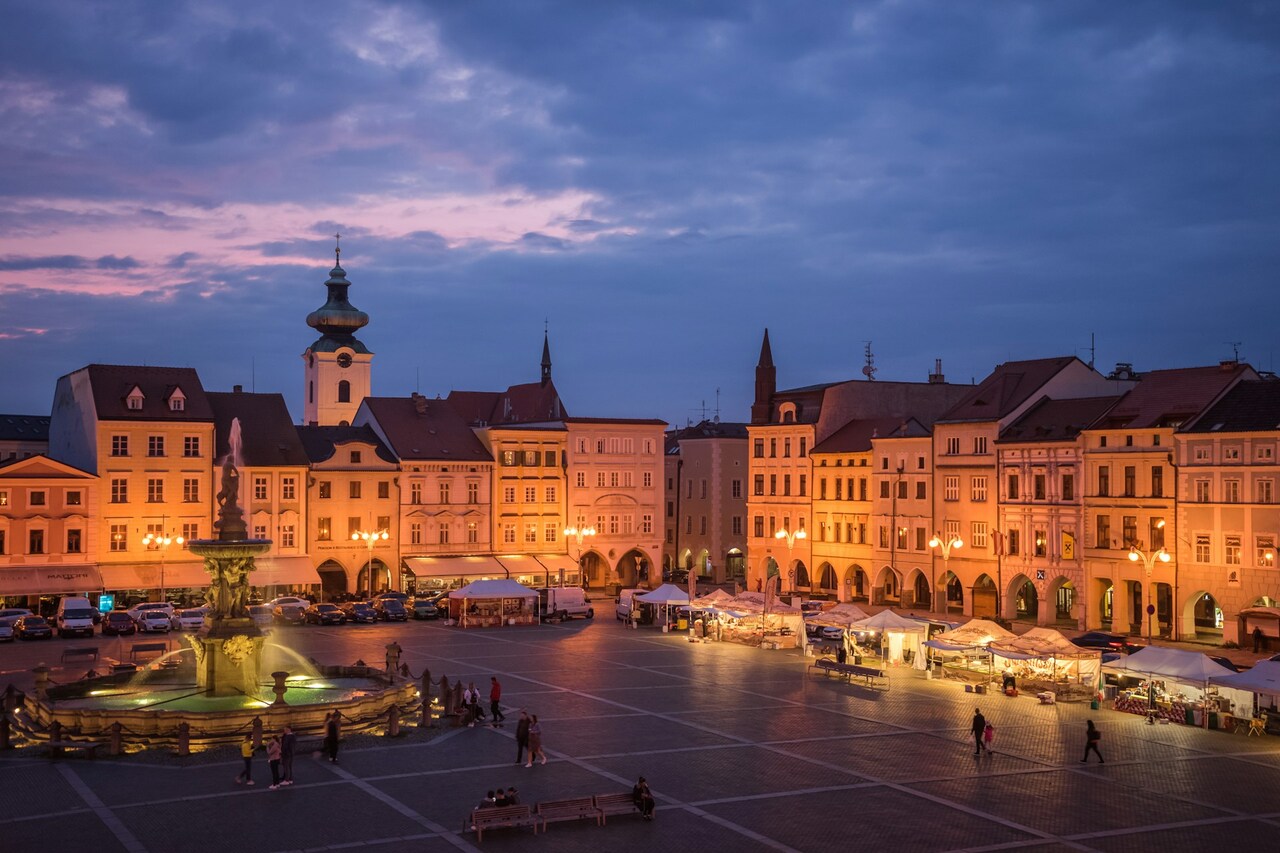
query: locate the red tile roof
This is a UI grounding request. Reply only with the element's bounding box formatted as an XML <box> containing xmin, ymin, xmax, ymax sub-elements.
<box><xmin>447</xmin><ymin>381</ymin><xmax>567</xmax><ymax>426</ymax></box>
<box><xmin>998</xmin><ymin>396</ymin><xmax>1121</xmax><ymax>443</ymax></box>
<box><xmin>207</xmin><ymin>391</ymin><xmax>310</xmax><ymax>467</ymax></box>
<box><xmin>812</xmin><ymin>417</ymin><xmax>927</xmax><ymax>454</ymax></box>
<box><xmin>74</xmin><ymin>364</ymin><xmax>213</xmax><ymax>422</ymax></box>
<box><xmin>361</xmin><ymin>395</ymin><xmax>492</xmax><ymax>461</ymax></box>
<box><xmin>1091</xmin><ymin>364</ymin><xmax>1256</xmax><ymax>430</ymax></box>
<box><xmin>939</xmin><ymin>357</ymin><xmax>1080</xmax><ymax>423</ymax></box>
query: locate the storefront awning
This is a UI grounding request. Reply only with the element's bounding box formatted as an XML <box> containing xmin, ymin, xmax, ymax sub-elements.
<box><xmin>403</xmin><ymin>556</ymin><xmax>508</xmax><ymax>579</ymax></box>
<box><xmin>250</xmin><ymin>557</ymin><xmax>320</xmax><ymax>587</ymax></box>
<box><xmin>0</xmin><ymin>565</ymin><xmax>103</xmax><ymax>596</ymax></box>
<box><xmin>99</xmin><ymin>561</ymin><xmax>208</xmax><ymax>591</ymax></box>
<box><xmin>534</xmin><ymin>554</ymin><xmax>580</xmax><ymax>574</ymax></box>
<box><xmin>494</xmin><ymin>554</ymin><xmax>552</xmax><ymax>579</ymax></box>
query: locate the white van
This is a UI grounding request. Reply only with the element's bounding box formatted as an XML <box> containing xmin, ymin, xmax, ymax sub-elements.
<box><xmin>615</xmin><ymin>588</ymin><xmax>644</xmax><ymax>622</ymax></box>
<box><xmin>537</xmin><ymin>587</ymin><xmax>593</xmax><ymax>621</ymax></box>
<box><xmin>56</xmin><ymin>596</ymin><xmax>97</xmax><ymax>639</ymax></box>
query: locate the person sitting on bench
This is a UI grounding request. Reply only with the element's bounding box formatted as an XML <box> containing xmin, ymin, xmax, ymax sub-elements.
<box><xmin>632</xmin><ymin>776</ymin><xmax>656</xmax><ymax>820</ymax></box>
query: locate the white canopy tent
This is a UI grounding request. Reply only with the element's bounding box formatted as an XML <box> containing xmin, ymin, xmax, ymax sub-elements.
<box><xmin>988</xmin><ymin>627</ymin><xmax>1101</xmax><ymax>688</ymax></box>
<box><xmin>1209</xmin><ymin>660</ymin><xmax>1280</xmax><ymax>715</ymax></box>
<box><xmin>806</xmin><ymin>603</ymin><xmax>871</xmax><ymax>627</ymax></box>
<box><xmin>924</xmin><ymin>618</ymin><xmax>1015</xmax><ymax>652</ymax></box>
<box><xmin>848</xmin><ymin>609</ymin><xmax>929</xmax><ymax>669</ymax></box>
<box><xmin>1106</xmin><ymin>646</ymin><xmax>1254</xmax><ymax>724</ymax></box>
<box><xmin>447</xmin><ymin>579</ymin><xmax>538</xmax><ymax>628</ymax></box>
<box><xmin>636</xmin><ymin>584</ymin><xmax>691</xmax><ymax>605</ymax></box>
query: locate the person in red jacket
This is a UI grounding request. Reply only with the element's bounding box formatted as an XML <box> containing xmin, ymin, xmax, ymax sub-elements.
<box><xmin>489</xmin><ymin>676</ymin><xmax>505</xmax><ymax>727</ymax></box>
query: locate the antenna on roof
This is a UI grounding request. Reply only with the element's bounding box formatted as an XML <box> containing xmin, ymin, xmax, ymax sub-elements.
<box><xmin>416</xmin><ymin>366</ymin><xmax>420</xmax><ymax>393</ymax></box>
<box><xmin>1226</xmin><ymin>341</ymin><xmax>1242</xmax><ymax>362</ymax></box>
<box><xmin>1089</xmin><ymin>332</ymin><xmax>1095</xmax><ymax>369</ymax></box>
<box><xmin>251</xmin><ymin>357</ymin><xmax>255</xmax><ymax>393</ymax></box>
<box><xmin>715</xmin><ymin>387</ymin><xmax>721</xmax><ymax>423</ymax></box>
<box><xmin>862</xmin><ymin>342</ymin><xmax>877</xmax><ymax>381</ymax></box>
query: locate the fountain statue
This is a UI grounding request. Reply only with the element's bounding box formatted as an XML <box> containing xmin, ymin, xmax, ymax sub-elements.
<box><xmin>186</xmin><ymin>418</ymin><xmax>272</xmax><ymax>696</ymax></box>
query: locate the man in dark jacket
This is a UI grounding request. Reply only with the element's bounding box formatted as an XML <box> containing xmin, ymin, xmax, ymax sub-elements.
<box><xmin>280</xmin><ymin>725</ymin><xmax>297</xmax><ymax>785</ymax></box>
<box><xmin>971</xmin><ymin>708</ymin><xmax>986</xmax><ymax>756</ymax></box>
<box><xmin>514</xmin><ymin>710</ymin><xmax>531</xmax><ymax>765</ymax></box>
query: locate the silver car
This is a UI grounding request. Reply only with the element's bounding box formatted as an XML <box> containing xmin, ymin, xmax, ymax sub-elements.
<box><xmin>171</xmin><ymin>608</ymin><xmax>207</xmax><ymax>630</ymax></box>
<box><xmin>0</xmin><ymin>617</ymin><xmax>15</xmax><ymax>642</ymax></box>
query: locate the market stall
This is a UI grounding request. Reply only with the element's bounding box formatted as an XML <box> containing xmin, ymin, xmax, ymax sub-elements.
<box><xmin>1107</xmin><ymin>646</ymin><xmax>1248</xmax><ymax>726</ymax></box>
<box><xmin>636</xmin><ymin>583</ymin><xmax>692</xmax><ymax>629</ymax></box>
<box><xmin>923</xmin><ymin>618</ymin><xmax>1016</xmax><ymax>683</ymax></box>
<box><xmin>1210</xmin><ymin>661</ymin><xmax>1280</xmax><ymax>731</ymax></box>
<box><xmin>848</xmin><ymin>609</ymin><xmax>929</xmax><ymax>669</ymax></box>
<box><xmin>447</xmin><ymin>579</ymin><xmax>537</xmax><ymax>628</ymax></box>
<box><xmin>704</xmin><ymin>593</ymin><xmax>804</xmax><ymax>648</ymax></box>
<box><xmin>987</xmin><ymin>627</ymin><xmax>1101</xmax><ymax>701</ymax></box>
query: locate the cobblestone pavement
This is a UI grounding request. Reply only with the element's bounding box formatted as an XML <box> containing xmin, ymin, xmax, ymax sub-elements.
<box><xmin>2</xmin><ymin>618</ymin><xmax>1278</xmax><ymax>852</ymax></box>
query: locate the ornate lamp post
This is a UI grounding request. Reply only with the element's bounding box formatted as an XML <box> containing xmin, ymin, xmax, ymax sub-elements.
<box><xmin>142</xmin><ymin>523</ymin><xmax>185</xmax><ymax>603</ymax></box>
<box><xmin>774</xmin><ymin>527</ymin><xmax>806</xmax><ymax>592</ymax></box>
<box><xmin>564</xmin><ymin>522</ymin><xmax>597</xmax><ymax>587</ymax></box>
<box><xmin>929</xmin><ymin>532</ymin><xmax>963</xmax><ymax>613</ymax></box>
<box><xmin>1128</xmin><ymin>544</ymin><xmax>1170</xmax><ymax>639</ymax></box>
<box><xmin>352</xmin><ymin>528</ymin><xmax>389</xmax><ymax>599</ymax></box>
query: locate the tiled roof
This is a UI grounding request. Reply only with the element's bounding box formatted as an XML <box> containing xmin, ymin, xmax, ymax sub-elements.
<box><xmin>74</xmin><ymin>364</ymin><xmax>214</xmax><ymax>421</ymax></box>
<box><xmin>0</xmin><ymin>414</ymin><xmax>50</xmax><ymax>441</ymax></box>
<box><xmin>295</xmin><ymin>425</ymin><xmax>398</xmax><ymax>464</ymax></box>
<box><xmin>939</xmin><ymin>357</ymin><xmax>1079</xmax><ymax>423</ymax></box>
<box><xmin>361</xmin><ymin>395</ymin><xmax>492</xmax><ymax>461</ymax></box>
<box><xmin>1091</xmin><ymin>363</ymin><xmax>1255</xmax><ymax>430</ymax></box>
<box><xmin>812</xmin><ymin>417</ymin><xmax>927</xmax><ymax>454</ymax></box>
<box><xmin>207</xmin><ymin>391</ymin><xmax>309</xmax><ymax>467</ymax></box>
<box><xmin>998</xmin><ymin>396</ymin><xmax>1121</xmax><ymax>443</ymax></box>
<box><xmin>1182</xmin><ymin>380</ymin><xmax>1280</xmax><ymax>433</ymax></box>
<box><xmin>665</xmin><ymin>420</ymin><xmax>748</xmax><ymax>453</ymax></box>
<box><xmin>564</xmin><ymin>417</ymin><xmax>667</xmax><ymax>426</ymax></box>
<box><xmin>448</xmin><ymin>381</ymin><xmax>567</xmax><ymax>426</ymax></box>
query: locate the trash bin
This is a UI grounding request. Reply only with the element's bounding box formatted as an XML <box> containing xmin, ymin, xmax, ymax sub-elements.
<box><xmin>1090</xmin><ymin>698</ymin><xmax>1100</xmax><ymax>711</ymax></box>
<box><xmin>677</xmin><ymin>617</ymin><xmax>688</xmax><ymax>631</ymax></box>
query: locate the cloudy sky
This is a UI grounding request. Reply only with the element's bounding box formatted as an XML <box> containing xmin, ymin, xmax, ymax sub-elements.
<box><xmin>1</xmin><ymin>1</ymin><xmax>1278</xmax><ymax>426</ymax></box>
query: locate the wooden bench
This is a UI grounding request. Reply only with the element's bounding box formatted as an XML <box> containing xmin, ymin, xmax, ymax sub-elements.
<box><xmin>808</xmin><ymin>658</ymin><xmax>887</xmax><ymax>689</ymax></box>
<box><xmin>846</xmin><ymin>664</ymin><xmax>887</xmax><ymax>688</ymax></box>
<box><xmin>594</xmin><ymin>792</ymin><xmax>648</xmax><ymax>823</ymax></box>
<box><xmin>131</xmin><ymin>642</ymin><xmax>167</xmax><ymax>662</ymax></box>
<box><xmin>61</xmin><ymin>647</ymin><xmax>99</xmax><ymax>664</ymax></box>
<box><xmin>465</xmin><ymin>805</ymin><xmax>539</xmax><ymax>841</ymax></box>
<box><xmin>45</xmin><ymin>740</ymin><xmax>105</xmax><ymax>759</ymax></box>
<box><xmin>536</xmin><ymin>797</ymin><xmax>602</xmax><ymax>828</ymax></box>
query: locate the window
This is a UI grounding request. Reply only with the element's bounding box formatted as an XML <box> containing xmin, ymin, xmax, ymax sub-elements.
<box><xmin>111</xmin><ymin>435</ymin><xmax>128</xmax><ymax>456</ymax></box>
<box><xmin>1224</xmin><ymin>446</ymin><xmax>1241</xmax><ymax>461</ymax></box>
<box><xmin>1193</xmin><ymin>445</ymin><xmax>1210</xmax><ymax>461</ymax></box>
<box><xmin>946</xmin><ymin>437</ymin><xmax>960</xmax><ymax>455</ymax></box>
<box><xmin>170</xmin><ymin>395</ymin><xmax>184</xmax><ymax>412</ymax></box>
<box><xmin>148</xmin><ymin>435</ymin><xmax>165</xmax><ymax>457</ymax></box>
<box><xmin>1007</xmin><ymin>528</ymin><xmax>1020</xmax><ymax>556</ymax></box>
<box><xmin>281</xmin><ymin>477</ymin><xmax>296</xmax><ymax>500</ymax></box>
<box><xmin>1195</xmin><ymin>479</ymin><xmax>1211</xmax><ymax>502</ymax></box>
<box><xmin>971</xmin><ymin>522</ymin><xmax>988</xmax><ymax>549</ymax></box>
<box><xmin>917</xmin><ymin>455</ymin><xmax>925</xmax><ymax>470</ymax></box>
<box><xmin>971</xmin><ymin>477</ymin><xmax>987</xmax><ymax>502</ymax></box>
<box><xmin>1195</xmin><ymin>534</ymin><xmax>1210</xmax><ymax>563</ymax></box>
<box><xmin>944</xmin><ymin>476</ymin><xmax>959</xmax><ymax>501</ymax></box>
<box><xmin>349</xmin><ymin>481</ymin><xmax>361</xmax><ymax>499</ymax></box>
<box><xmin>799</xmin><ymin>474</ymin><xmax>807</xmax><ymax>497</ymax></box>
<box><xmin>183</xmin><ymin>478</ymin><xmax>199</xmax><ymax>502</ymax></box>
<box><xmin>468</xmin><ymin>482</ymin><xmax>479</xmax><ymax>503</ymax></box>
<box><xmin>878</xmin><ymin>525</ymin><xmax>890</xmax><ymax>548</ymax></box>
<box><xmin>1151</xmin><ymin>466</ymin><xmax>1163</xmax><ymax>498</ymax></box>
<box><xmin>896</xmin><ymin>526</ymin><xmax>908</xmax><ymax>549</ymax></box>
<box><xmin>409</xmin><ymin>523</ymin><xmax>421</xmax><ymax>545</ymax></box>
<box><xmin>347</xmin><ymin>517</ymin><xmax>361</xmax><ymax>538</ymax></box>
<box><xmin>1123</xmin><ymin>466</ymin><xmax>1136</xmax><ymax>497</ymax></box>
<box><xmin>597</xmin><ymin>472</ymin><xmax>606</xmax><ymax>488</ymax></box>
<box><xmin>784</xmin><ymin>438</ymin><xmax>791</xmax><ymax>458</ymax></box>
<box><xmin>147</xmin><ymin>478</ymin><xmax>163</xmax><ymax>503</ymax></box>
<box><xmin>280</xmin><ymin>525</ymin><xmax>295</xmax><ymax>548</ymax></box>
<box><xmin>377</xmin><ymin>515</ymin><xmax>391</xmax><ymax>531</ymax></box>
<box><xmin>1259</xmin><ymin>480</ymin><xmax>1275</xmax><ymax>504</ymax></box>
<box><xmin>1257</xmin><ymin>536</ymin><xmax>1275</xmax><ymax>566</ymax></box>
<box><xmin>944</xmin><ymin>520</ymin><xmax>960</xmax><ymax>541</ymax></box>
<box><xmin>66</xmin><ymin>490</ymin><xmax>82</xmax><ymax>506</ymax></box>
<box><xmin>1226</xmin><ymin>535</ymin><xmax>1242</xmax><ymax>566</ymax></box>
<box><xmin>254</xmin><ymin>525</ymin><xmax>267</xmax><ymax>539</ymax></box>
<box><xmin>973</xmin><ymin>436</ymin><xmax>988</xmax><ymax>454</ymax></box>
<box><xmin>1257</xmin><ymin>445</ymin><xmax>1275</xmax><ymax>461</ymax></box>
<box><xmin>110</xmin><ymin>478</ymin><xmax>128</xmax><ymax>503</ymax></box>
<box><xmin>575</xmin><ymin>472</ymin><xmax>586</xmax><ymax>488</ymax></box>
<box><xmin>700</xmin><ymin>516</ymin><xmax>708</xmax><ymax>535</ymax></box>
<box><xmin>184</xmin><ymin>436</ymin><xmax>200</xmax><ymax>457</ymax></box>
<box><xmin>318</xmin><ymin>481</ymin><xmax>331</xmax><ymax>499</ymax></box>
<box><xmin>1150</xmin><ymin>518</ymin><xmax>1165</xmax><ymax>549</ymax></box>
<box><xmin>467</xmin><ymin>522</ymin><xmax>478</xmax><ymax>544</ymax></box>
<box><xmin>1099</xmin><ymin>436</ymin><xmax>1107</xmax><ymax>448</ymax></box>
<box><xmin>253</xmin><ymin>478</ymin><xmax>268</xmax><ymax>501</ymax></box>
<box><xmin>754</xmin><ymin>516</ymin><xmax>764</xmax><ymax>538</ymax></box>
<box><xmin>181</xmin><ymin>522</ymin><xmax>199</xmax><ymax>541</ymax></box>
<box><xmin>732</xmin><ymin>516</ymin><xmax>743</xmax><ymax>536</ymax></box>
<box><xmin>753</xmin><ymin>439</ymin><xmax>764</xmax><ymax>458</ymax></box>
<box><xmin>410</xmin><ymin>482</ymin><xmax>422</xmax><ymax>503</ymax></box>
<box><xmin>502</xmin><ymin>523</ymin><xmax>516</xmax><ymax>544</ymax></box>
<box><xmin>0</xmin><ymin>490</ymin><xmax>8</xmax><ymax>508</ymax></box>
<box><xmin>66</xmin><ymin>529</ymin><xmax>82</xmax><ymax>554</ymax></box>
<box><xmin>110</xmin><ymin>523</ymin><xmax>127</xmax><ymax>552</ymax></box>
<box><xmin>1122</xmin><ymin>516</ymin><xmax>1137</xmax><ymax>547</ymax></box>
<box><xmin>1224</xmin><ymin>480</ymin><xmax>1241</xmax><ymax>503</ymax></box>
<box><xmin>502</xmin><ymin>450</ymin><xmax>516</xmax><ymax>466</ymax></box>
<box><xmin>769</xmin><ymin>438</ymin><xmax>777</xmax><ymax>457</ymax></box>
<box><xmin>783</xmin><ymin>475</ymin><xmax>791</xmax><ymax>496</ymax></box>
<box><xmin>916</xmin><ymin>481</ymin><xmax>926</xmax><ymax>500</ymax></box>
<box><xmin>544</xmin><ymin>485</ymin><xmax>556</xmax><ymax>502</ymax></box>
<box><xmin>879</xmin><ymin>481</ymin><xmax>890</xmax><ymax>499</ymax></box>
<box><xmin>28</xmin><ymin>529</ymin><xmax>44</xmax><ymax>555</ymax></box>
<box><xmin>769</xmin><ymin>475</ymin><xmax>777</xmax><ymax>496</ymax></box>
<box><xmin>375</xmin><ymin>481</ymin><xmax>388</xmax><ymax>500</ymax></box>
<box><xmin>1061</xmin><ymin>473</ymin><xmax>1074</xmax><ymax>501</ymax></box>
<box><xmin>317</xmin><ymin>517</ymin><xmax>331</xmax><ymax>541</ymax></box>
<box><xmin>521</xmin><ymin>451</ymin><xmax>536</xmax><ymax>466</ymax></box>
<box><xmin>337</xmin><ymin>380</ymin><xmax>350</xmax><ymax>403</ymax></box>
<box><xmin>731</xmin><ymin>479</ymin><xmax>742</xmax><ymax>499</ymax></box>
<box><xmin>1033</xmin><ymin>474</ymin><xmax>1046</xmax><ymax>500</ymax></box>
<box><xmin>1096</xmin><ymin>514</ymin><xmax>1111</xmax><ymax>549</ymax></box>
<box><xmin>127</xmin><ymin>393</ymin><xmax>143</xmax><ymax>411</ymax></box>
<box><xmin>350</xmin><ymin>450</ymin><xmax>362</xmax><ymax>464</ymax></box>
<box><xmin>1097</xmin><ymin>466</ymin><xmax>1109</xmax><ymax>497</ymax></box>
<box><xmin>1007</xmin><ymin>473</ymin><xmax>1019</xmax><ymax>500</ymax></box>
<box><xmin>544</xmin><ymin>450</ymin><xmax>556</xmax><ymax>466</ymax></box>
<box><xmin>29</xmin><ymin>490</ymin><xmax>45</xmax><ymax>507</ymax></box>
<box><xmin>1034</xmin><ymin>530</ymin><xmax>1047</xmax><ymax>558</ymax></box>
<box><xmin>545</xmin><ymin>523</ymin><xmax>558</xmax><ymax>543</ymax></box>
<box><xmin>915</xmin><ymin>528</ymin><xmax>926</xmax><ymax>550</ymax></box>
<box><xmin>833</xmin><ymin>479</ymin><xmax>841</xmax><ymax>500</ymax></box>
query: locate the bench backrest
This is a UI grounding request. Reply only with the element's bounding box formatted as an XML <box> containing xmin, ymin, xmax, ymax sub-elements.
<box><xmin>131</xmin><ymin>643</ymin><xmax>167</xmax><ymax>658</ymax></box>
<box><xmin>474</xmin><ymin>805</ymin><xmax>531</xmax><ymax>821</ymax></box>
<box><xmin>848</xmin><ymin>665</ymin><xmax>884</xmax><ymax>677</ymax></box>
<box><xmin>537</xmin><ymin>798</ymin><xmax>595</xmax><ymax>812</ymax></box>
<box><xmin>594</xmin><ymin>793</ymin><xmax>636</xmax><ymax>807</ymax></box>
<box><xmin>63</xmin><ymin>648</ymin><xmax>98</xmax><ymax>657</ymax></box>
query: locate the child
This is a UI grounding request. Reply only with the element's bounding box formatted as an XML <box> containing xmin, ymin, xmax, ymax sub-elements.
<box><xmin>983</xmin><ymin>722</ymin><xmax>995</xmax><ymax>753</ymax></box>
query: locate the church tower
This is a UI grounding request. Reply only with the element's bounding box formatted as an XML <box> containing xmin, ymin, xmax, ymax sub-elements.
<box><xmin>541</xmin><ymin>330</ymin><xmax>553</xmax><ymax>387</ymax></box>
<box><xmin>750</xmin><ymin>328</ymin><xmax>775</xmax><ymax>424</ymax></box>
<box><xmin>302</xmin><ymin>241</ymin><xmax>372</xmax><ymax>426</ymax></box>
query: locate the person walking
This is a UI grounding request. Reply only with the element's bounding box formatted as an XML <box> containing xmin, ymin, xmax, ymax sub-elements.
<box><xmin>234</xmin><ymin>735</ymin><xmax>256</xmax><ymax>786</ymax></box>
<box><xmin>267</xmin><ymin>735</ymin><xmax>283</xmax><ymax>789</ymax></box>
<box><xmin>971</xmin><ymin>708</ymin><xmax>987</xmax><ymax>756</ymax></box>
<box><xmin>1081</xmin><ymin>720</ymin><xmax>1104</xmax><ymax>764</ymax></box>
<box><xmin>1254</xmin><ymin>626</ymin><xmax>1266</xmax><ymax>653</ymax></box>
<box><xmin>324</xmin><ymin>711</ymin><xmax>341</xmax><ymax>764</ymax></box>
<box><xmin>514</xmin><ymin>710</ymin><xmax>531</xmax><ymax>765</ymax></box>
<box><xmin>489</xmin><ymin>677</ymin><xmax>505</xmax><ymax>728</ymax></box>
<box><xmin>525</xmin><ymin>714</ymin><xmax>546</xmax><ymax>767</ymax></box>
<box><xmin>280</xmin><ymin>725</ymin><xmax>296</xmax><ymax>786</ymax></box>
<box><xmin>385</xmin><ymin>640</ymin><xmax>403</xmax><ymax>676</ymax></box>
<box><xmin>465</xmin><ymin>682</ymin><xmax>485</xmax><ymax>727</ymax></box>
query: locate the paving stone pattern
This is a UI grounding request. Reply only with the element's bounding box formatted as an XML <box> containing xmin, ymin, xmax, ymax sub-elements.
<box><xmin>2</xmin><ymin>618</ymin><xmax>1279</xmax><ymax>852</ymax></box>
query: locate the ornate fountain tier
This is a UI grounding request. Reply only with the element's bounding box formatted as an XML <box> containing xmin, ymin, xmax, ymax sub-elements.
<box><xmin>186</xmin><ymin>536</ymin><xmax>273</xmax><ymax>696</ymax></box>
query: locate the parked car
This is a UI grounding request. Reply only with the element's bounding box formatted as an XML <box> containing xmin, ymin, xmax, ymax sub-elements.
<box><xmin>341</xmin><ymin>601</ymin><xmax>378</xmax><ymax>624</ymax></box>
<box><xmin>410</xmin><ymin>599</ymin><xmax>440</xmax><ymax>620</ymax></box>
<box><xmin>0</xmin><ymin>617</ymin><xmax>15</xmax><ymax>642</ymax></box>
<box><xmin>248</xmin><ymin>605</ymin><xmax>274</xmax><ymax>631</ymax></box>
<box><xmin>374</xmin><ymin>598</ymin><xmax>408</xmax><ymax>622</ymax></box>
<box><xmin>375</xmin><ymin>591</ymin><xmax>410</xmax><ymax>602</ymax></box>
<box><xmin>101</xmin><ymin>611</ymin><xmax>138</xmax><ymax>636</ymax></box>
<box><xmin>14</xmin><ymin>615</ymin><xmax>53</xmax><ymax>640</ymax></box>
<box><xmin>136</xmin><ymin>610</ymin><xmax>173</xmax><ymax>634</ymax></box>
<box><xmin>55</xmin><ymin>596</ymin><xmax>97</xmax><ymax>638</ymax></box>
<box><xmin>0</xmin><ymin>608</ymin><xmax>33</xmax><ymax>621</ymax></box>
<box><xmin>127</xmin><ymin>602</ymin><xmax>176</xmax><ymax>624</ymax></box>
<box><xmin>1071</xmin><ymin>631</ymin><xmax>1145</xmax><ymax>654</ymax></box>
<box><xmin>304</xmin><ymin>603</ymin><xmax>347</xmax><ymax>625</ymax></box>
<box><xmin>171</xmin><ymin>608</ymin><xmax>207</xmax><ymax>631</ymax></box>
<box><xmin>272</xmin><ymin>604</ymin><xmax>306</xmax><ymax>626</ymax></box>
<box><xmin>267</xmin><ymin>596</ymin><xmax>312</xmax><ymax>610</ymax></box>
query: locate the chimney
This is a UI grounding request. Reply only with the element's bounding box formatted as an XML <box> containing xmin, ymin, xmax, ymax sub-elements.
<box><xmin>411</xmin><ymin>392</ymin><xmax>428</xmax><ymax>415</ymax></box>
<box><xmin>233</xmin><ymin>384</ymin><xmax>243</xmax><ymax>393</ymax></box>
<box><xmin>928</xmin><ymin>358</ymin><xmax>945</xmax><ymax>384</ymax></box>
<box><xmin>1220</xmin><ymin>359</ymin><xmax>1239</xmax><ymax>371</ymax></box>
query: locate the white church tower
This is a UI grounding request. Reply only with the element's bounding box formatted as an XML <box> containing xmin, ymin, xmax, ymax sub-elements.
<box><xmin>302</xmin><ymin>240</ymin><xmax>372</xmax><ymax>426</ymax></box>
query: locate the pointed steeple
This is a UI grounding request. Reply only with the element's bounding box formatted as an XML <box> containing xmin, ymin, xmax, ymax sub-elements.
<box><xmin>751</xmin><ymin>328</ymin><xmax>776</xmax><ymax>424</ymax></box>
<box><xmin>541</xmin><ymin>329</ymin><xmax>553</xmax><ymax>387</ymax></box>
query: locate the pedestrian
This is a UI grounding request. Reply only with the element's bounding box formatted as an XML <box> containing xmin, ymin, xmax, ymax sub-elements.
<box><xmin>983</xmin><ymin>722</ymin><xmax>995</xmax><ymax>754</ymax></box>
<box><xmin>489</xmin><ymin>677</ymin><xmax>505</xmax><ymax>727</ymax></box>
<box><xmin>267</xmin><ymin>735</ymin><xmax>283</xmax><ymax>789</ymax></box>
<box><xmin>324</xmin><ymin>711</ymin><xmax>341</xmax><ymax>763</ymax></box>
<box><xmin>465</xmin><ymin>682</ymin><xmax>485</xmax><ymax>727</ymax></box>
<box><xmin>280</xmin><ymin>725</ymin><xmax>296</xmax><ymax>786</ymax></box>
<box><xmin>525</xmin><ymin>714</ymin><xmax>546</xmax><ymax>767</ymax></box>
<box><xmin>836</xmin><ymin>644</ymin><xmax>847</xmax><ymax>665</ymax></box>
<box><xmin>1254</xmin><ymin>626</ymin><xmax>1265</xmax><ymax>653</ymax></box>
<box><xmin>971</xmin><ymin>708</ymin><xmax>987</xmax><ymax>756</ymax></box>
<box><xmin>385</xmin><ymin>640</ymin><xmax>403</xmax><ymax>676</ymax></box>
<box><xmin>1081</xmin><ymin>720</ymin><xmax>1104</xmax><ymax>764</ymax></box>
<box><xmin>234</xmin><ymin>734</ymin><xmax>255</xmax><ymax>786</ymax></box>
<box><xmin>632</xmin><ymin>776</ymin><xmax>656</xmax><ymax>820</ymax></box>
<box><xmin>515</xmin><ymin>709</ymin><xmax>531</xmax><ymax>765</ymax></box>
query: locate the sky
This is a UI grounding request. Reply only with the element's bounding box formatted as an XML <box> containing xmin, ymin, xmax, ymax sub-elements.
<box><xmin>1</xmin><ymin>1</ymin><xmax>1278</xmax><ymax>427</ymax></box>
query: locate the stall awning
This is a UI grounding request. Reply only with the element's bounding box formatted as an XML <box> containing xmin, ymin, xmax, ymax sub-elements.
<box><xmin>0</xmin><ymin>564</ymin><xmax>103</xmax><ymax>596</ymax></box>
<box><xmin>403</xmin><ymin>556</ymin><xmax>508</xmax><ymax>579</ymax></box>
<box><xmin>494</xmin><ymin>554</ymin><xmax>553</xmax><ymax>579</ymax></box>
<box><xmin>250</xmin><ymin>557</ymin><xmax>319</xmax><ymax>587</ymax></box>
<box><xmin>534</xmin><ymin>555</ymin><xmax>579</xmax><ymax>574</ymax></box>
<box><xmin>99</xmin><ymin>561</ymin><xmax>208</xmax><ymax>590</ymax></box>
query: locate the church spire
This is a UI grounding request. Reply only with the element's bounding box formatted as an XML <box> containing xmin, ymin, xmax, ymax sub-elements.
<box><xmin>751</xmin><ymin>328</ymin><xmax>776</xmax><ymax>424</ymax></box>
<box><xmin>541</xmin><ymin>326</ymin><xmax>553</xmax><ymax>387</ymax></box>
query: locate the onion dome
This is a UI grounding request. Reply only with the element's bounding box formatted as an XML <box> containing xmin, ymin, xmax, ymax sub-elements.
<box><xmin>306</xmin><ymin>263</ymin><xmax>368</xmax><ymax>337</ymax></box>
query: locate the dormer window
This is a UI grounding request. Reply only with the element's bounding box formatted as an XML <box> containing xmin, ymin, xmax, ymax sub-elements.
<box><xmin>167</xmin><ymin>387</ymin><xmax>187</xmax><ymax>412</ymax></box>
<box><xmin>126</xmin><ymin>387</ymin><xmax>145</xmax><ymax>410</ymax></box>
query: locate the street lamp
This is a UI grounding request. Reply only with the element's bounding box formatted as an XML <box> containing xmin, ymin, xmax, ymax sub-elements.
<box><xmin>774</xmin><ymin>527</ymin><xmax>806</xmax><ymax>592</ymax></box>
<box><xmin>1129</xmin><ymin>544</ymin><xmax>1170</xmax><ymax>639</ymax></box>
<box><xmin>564</xmin><ymin>522</ymin><xmax>597</xmax><ymax>587</ymax></box>
<box><xmin>929</xmin><ymin>532</ymin><xmax>962</xmax><ymax>613</ymax></box>
<box><xmin>352</xmin><ymin>528</ymin><xmax>389</xmax><ymax>599</ymax></box>
<box><xmin>142</xmin><ymin>527</ymin><xmax>185</xmax><ymax>603</ymax></box>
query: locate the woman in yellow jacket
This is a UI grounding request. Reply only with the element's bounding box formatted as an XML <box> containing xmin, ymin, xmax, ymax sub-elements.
<box><xmin>234</xmin><ymin>735</ymin><xmax>256</xmax><ymax>786</ymax></box>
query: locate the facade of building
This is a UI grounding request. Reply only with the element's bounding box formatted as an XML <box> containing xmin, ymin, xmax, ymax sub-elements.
<box><xmin>870</xmin><ymin>426</ymin><xmax>935</xmax><ymax>610</ymax></box>
<box><xmin>0</xmin><ymin>414</ymin><xmax>50</xmax><ymax>464</ymax></box>
<box><xmin>663</xmin><ymin>420</ymin><xmax>748</xmax><ymax>584</ymax></box>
